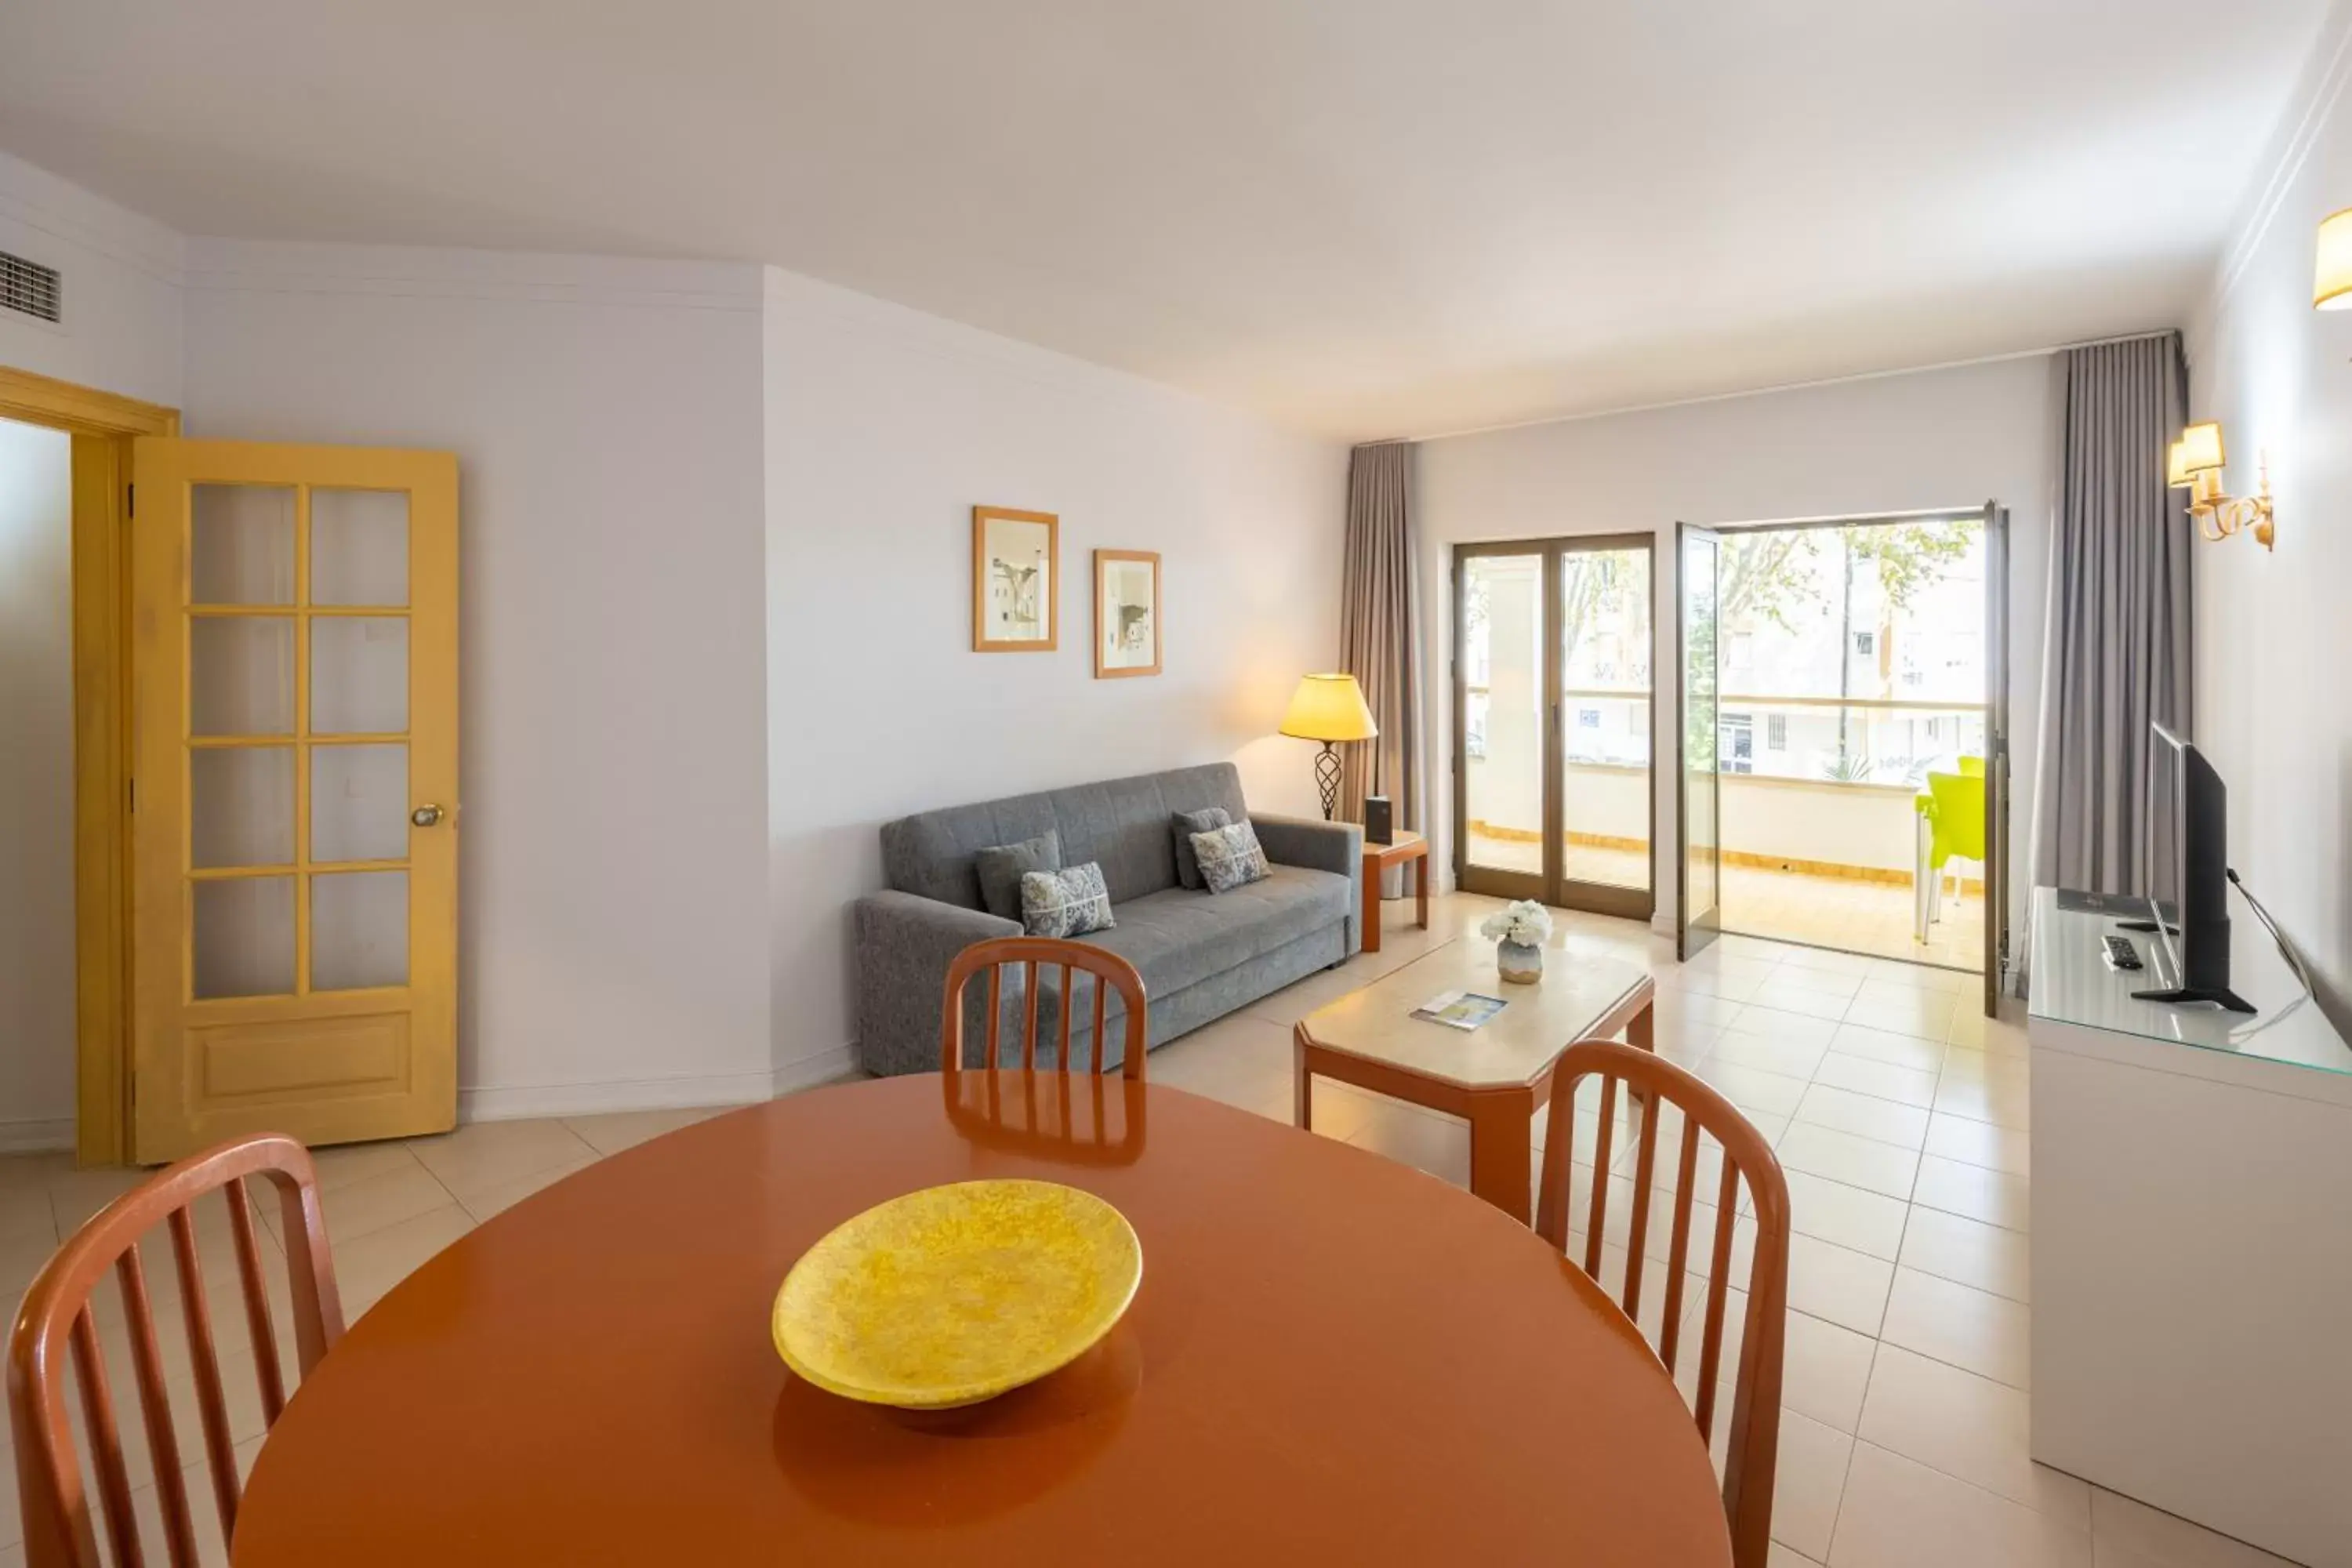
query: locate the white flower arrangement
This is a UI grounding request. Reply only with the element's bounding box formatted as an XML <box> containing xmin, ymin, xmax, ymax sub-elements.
<box><xmin>1480</xmin><ymin>899</ymin><xmax>1553</xmax><ymax>948</ymax></box>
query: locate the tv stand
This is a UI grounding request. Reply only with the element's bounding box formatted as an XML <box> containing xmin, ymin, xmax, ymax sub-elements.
<box><xmin>2126</xmin><ymin>984</ymin><xmax>2255</xmax><ymax>1014</ymax></box>
<box><xmin>2028</xmin><ymin>885</ymin><xmax>2352</xmax><ymax>1568</ymax></box>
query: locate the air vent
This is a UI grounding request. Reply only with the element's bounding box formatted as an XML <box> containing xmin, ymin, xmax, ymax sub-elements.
<box><xmin>1</xmin><ymin>251</ymin><xmax>62</xmax><ymax>325</ymax></box>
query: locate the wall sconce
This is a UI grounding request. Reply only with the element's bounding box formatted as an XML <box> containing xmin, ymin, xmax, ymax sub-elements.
<box><xmin>2314</xmin><ymin>207</ymin><xmax>2352</xmax><ymax>310</ymax></box>
<box><xmin>2167</xmin><ymin>421</ymin><xmax>2274</xmax><ymax>550</ymax></box>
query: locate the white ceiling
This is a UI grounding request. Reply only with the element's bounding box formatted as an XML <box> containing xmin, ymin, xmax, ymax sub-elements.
<box><xmin>0</xmin><ymin>1</ymin><xmax>2329</xmax><ymax>437</ymax></box>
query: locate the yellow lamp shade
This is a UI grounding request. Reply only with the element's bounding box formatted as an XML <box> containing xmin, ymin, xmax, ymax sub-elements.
<box><xmin>2317</xmin><ymin>207</ymin><xmax>2352</xmax><ymax>310</ymax></box>
<box><xmin>2165</xmin><ymin>440</ymin><xmax>2192</xmax><ymax>488</ymax></box>
<box><xmin>2174</xmin><ymin>421</ymin><xmax>2225</xmax><ymax>478</ymax></box>
<box><xmin>1279</xmin><ymin>673</ymin><xmax>1378</xmax><ymax>743</ymax></box>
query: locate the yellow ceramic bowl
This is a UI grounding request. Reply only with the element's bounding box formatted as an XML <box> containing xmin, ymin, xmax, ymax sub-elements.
<box><xmin>772</xmin><ymin>1178</ymin><xmax>1142</xmax><ymax>1409</ymax></box>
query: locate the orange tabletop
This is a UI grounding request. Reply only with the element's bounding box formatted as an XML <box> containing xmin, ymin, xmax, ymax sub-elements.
<box><xmin>232</xmin><ymin>1073</ymin><xmax>1731</xmax><ymax>1567</ymax></box>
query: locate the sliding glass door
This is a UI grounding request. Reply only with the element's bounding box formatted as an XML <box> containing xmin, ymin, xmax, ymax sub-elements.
<box><xmin>1455</xmin><ymin>536</ymin><xmax>1654</xmax><ymax>920</ymax></box>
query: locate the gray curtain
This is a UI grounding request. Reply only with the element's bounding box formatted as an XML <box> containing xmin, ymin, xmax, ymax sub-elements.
<box><xmin>2029</xmin><ymin>332</ymin><xmax>2194</xmax><ymax>919</ymax></box>
<box><xmin>1338</xmin><ymin>442</ymin><xmax>1422</xmax><ymax>878</ymax></box>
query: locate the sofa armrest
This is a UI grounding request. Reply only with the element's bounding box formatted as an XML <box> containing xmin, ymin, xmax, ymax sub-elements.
<box><xmin>1252</xmin><ymin>813</ymin><xmax>1364</xmax><ymax>956</ymax></box>
<box><xmin>1251</xmin><ymin>812</ymin><xmax>1362</xmax><ymax>877</ymax></box>
<box><xmin>851</xmin><ymin>891</ymin><xmax>1020</xmax><ymax>1076</ymax></box>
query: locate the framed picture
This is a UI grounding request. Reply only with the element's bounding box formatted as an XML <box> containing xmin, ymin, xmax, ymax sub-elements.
<box><xmin>972</xmin><ymin>506</ymin><xmax>1058</xmax><ymax>652</ymax></box>
<box><xmin>1094</xmin><ymin>549</ymin><xmax>1162</xmax><ymax>678</ymax></box>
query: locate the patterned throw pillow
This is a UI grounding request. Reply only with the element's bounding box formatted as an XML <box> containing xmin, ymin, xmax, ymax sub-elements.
<box><xmin>1171</xmin><ymin>807</ymin><xmax>1232</xmax><ymax>890</ymax></box>
<box><xmin>1190</xmin><ymin>821</ymin><xmax>1270</xmax><ymax>895</ymax></box>
<box><xmin>1021</xmin><ymin>862</ymin><xmax>1115</xmax><ymax>938</ymax></box>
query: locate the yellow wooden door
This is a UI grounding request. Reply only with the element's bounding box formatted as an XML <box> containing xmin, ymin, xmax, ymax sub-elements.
<box><xmin>129</xmin><ymin>439</ymin><xmax>458</xmax><ymax>1162</ymax></box>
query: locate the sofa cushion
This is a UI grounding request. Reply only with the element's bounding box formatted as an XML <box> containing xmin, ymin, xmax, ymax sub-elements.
<box><xmin>1021</xmin><ymin>862</ymin><xmax>1115</xmax><ymax>938</ymax></box>
<box><xmin>975</xmin><ymin>830</ymin><xmax>1060</xmax><ymax>922</ymax></box>
<box><xmin>1171</xmin><ymin>807</ymin><xmax>1230</xmax><ymax>891</ymax></box>
<box><xmin>1193</xmin><ymin>820</ymin><xmax>1271</xmax><ymax>895</ymax></box>
<box><xmin>880</xmin><ymin>762</ymin><xmax>1250</xmax><ymax>909</ymax></box>
<box><xmin>1083</xmin><ymin>864</ymin><xmax>1349</xmax><ymax>1003</ymax></box>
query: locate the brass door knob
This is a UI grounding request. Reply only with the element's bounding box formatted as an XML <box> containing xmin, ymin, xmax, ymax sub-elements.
<box><xmin>411</xmin><ymin>804</ymin><xmax>446</xmax><ymax>828</ymax></box>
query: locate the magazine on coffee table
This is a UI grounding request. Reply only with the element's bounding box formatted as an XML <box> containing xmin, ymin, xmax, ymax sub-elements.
<box><xmin>1410</xmin><ymin>989</ymin><xmax>1508</xmax><ymax>1031</ymax></box>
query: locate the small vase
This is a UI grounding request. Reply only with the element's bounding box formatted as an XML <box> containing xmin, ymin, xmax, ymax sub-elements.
<box><xmin>1497</xmin><ymin>939</ymin><xmax>1544</xmax><ymax>985</ymax></box>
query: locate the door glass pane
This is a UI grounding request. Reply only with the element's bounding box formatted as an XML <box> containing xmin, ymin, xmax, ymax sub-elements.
<box><xmin>312</xmin><ymin>744</ymin><xmax>408</xmax><ymax>862</ymax></box>
<box><xmin>312</xmin><ymin>871</ymin><xmax>407</xmax><ymax>990</ymax></box>
<box><xmin>191</xmin><ymin>618</ymin><xmax>295</xmax><ymax>735</ymax></box>
<box><xmin>310</xmin><ymin>617</ymin><xmax>408</xmax><ymax>734</ymax></box>
<box><xmin>311</xmin><ymin>488</ymin><xmax>409</xmax><ymax>607</ymax></box>
<box><xmin>194</xmin><ymin>877</ymin><xmax>296</xmax><ymax>999</ymax></box>
<box><xmin>1461</xmin><ymin>554</ymin><xmax>1543</xmax><ymax>879</ymax></box>
<box><xmin>1560</xmin><ymin>546</ymin><xmax>1652</xmax><ymax>893</ymax></box>
<box><xmin>1682</xmin><ymin>533</ymin><xmax>1721</xmax><ymax>930</ymax></box>
<box><xmin>191</xmin><ymin>486</ymin><xmax>295</xmax><ymax>605</ymax></box>
<box><xmin>191</xmin><ymin>748</ymin><xmax>293</xmax><ymax>868</ymax></box>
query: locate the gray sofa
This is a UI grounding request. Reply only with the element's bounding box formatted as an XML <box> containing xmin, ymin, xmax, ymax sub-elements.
<box><xmin>851</xmin><ymin>762</ymin><xmax>1362</xmax><ymax>1076</ymax></box>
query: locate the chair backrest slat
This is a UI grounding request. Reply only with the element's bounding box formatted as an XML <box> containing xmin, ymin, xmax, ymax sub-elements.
<box><xmin>1022</xmin><ymin>960</ymin><xmax>1041</xmax><ymax>1069</ymax></box>
<box><xmin>1057</xmin><ymin>964</ymin><xmax>1073</xmax><ymax>1067</ymax></box>
<box><xmin>69</xmin><ymin>1308</ymin><xmax>140</xmax><ymax>1568</ymax></box>
<box><xmin>224</xmin><ymin>1182</ymin><xmax>286</xmax><ymax>1425</ymax></box>
<box><xmin>983</xmin><ymin>966</ymin><xmax>1004</xmax><ymax>1072</ymax></box>
<box><xmin>113</xmin><ymin>1247</ymin><xmax>200</xmax><ymax>1568</ymax></box>
<box><xmin>1581</xmin><ymin>1076</ymin><xmax>1618</xmax><ymax>1279</ymax></box>
<box><xmin>1619</xmin><ymin>1092</ymin><xmax>1662</xmax><ymax>1323</ymax></box>
<box><xmin>166</xmin><ymin>1207</ymin><xmax>241</xmax><ymax>1545</ymax></box>
<box><xmin>941</xmin><ymin>938</ymin><xmax>1149</xmax><ymax>1080</ymax></box>
<box><xmin>10</xmin><ymin>1134</ymin><xmax>347</xmax><ymax>1568</ymax></box>
<box><xmin>1536</xmin><ymin>1039</ymin><xmax>1791</xmax><ymax>1568</ymax></box>
<box><xmin>1655</xmin><ymin>1118</ymin><xmax>1702</xmax><ymax>1374</ymax></box>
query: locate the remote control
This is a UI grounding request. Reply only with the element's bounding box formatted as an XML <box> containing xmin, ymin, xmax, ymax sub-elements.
<box><xmin>2103</xmin><ymin>934</ymin><xmax>2143</xmax><ymax>971</ymax></box>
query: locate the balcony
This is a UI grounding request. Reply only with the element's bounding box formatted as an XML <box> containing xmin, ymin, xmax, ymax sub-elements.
<box><xmin>1465</xmin><ymin>695</ymin><xmax>1986</xmax><ymax>970</ymax></box>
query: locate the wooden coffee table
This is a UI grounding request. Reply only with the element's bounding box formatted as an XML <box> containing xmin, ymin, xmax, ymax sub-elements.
<box><xmin>1294</xmin><ymin>935</ymin><xmax>1655</xmax><ymax>1222</ymax></box>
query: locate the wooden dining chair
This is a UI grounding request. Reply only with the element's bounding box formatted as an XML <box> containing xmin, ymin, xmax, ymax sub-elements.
<box><xmin>941</xmin><ymin>936</ymin><xmax>1149</xmax><ymax>1079</ymax></box>
<box><xmin>8</xmin><ymin>1133</ymin><xmax>347</xmax><ymax>1568</ymax></box>
<box><xmin>1535</xmin><ymin>1040</ymin><xmax>1791</xmax><ymax>1568</ymax></box>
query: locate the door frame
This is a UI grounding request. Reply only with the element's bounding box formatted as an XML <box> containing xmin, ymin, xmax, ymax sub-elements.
<box><xmin>1451</xmin><ymin>533</ymin><xmax>1657</xmax><ymax>923</ymax></box>
<box><xmin>1675</xmin><ymin>523</ymin><xmax>1723</xmax><ymax>960</ymax></box>
<box><xmin>0</xmin><ymin>365</ymin><xmax>181</xmax><ymax>1166</ymax></box>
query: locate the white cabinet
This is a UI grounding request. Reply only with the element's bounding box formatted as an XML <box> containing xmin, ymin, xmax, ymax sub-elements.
<box><xmin>2028</xmin><ymin>886</ymin><xmax>2352</xmax><ymax>1568</ymax></box>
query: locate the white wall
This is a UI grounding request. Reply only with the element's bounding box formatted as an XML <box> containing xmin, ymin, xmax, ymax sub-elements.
<box><xmin>761</xmin><ymin>268</ymin><xmax>1347</xmax><ymax>1073</ymax></box>
<box><xmin>1416</xmin><ymin>352</ymin><xmax>2059</xmax><ymax>951</ymax></box>
<box><xmin>2186</xmin><ymin>0</ymin><xmax>2352</xmax><ymax>1029</ymax></box>
<box><xmin>0</xmin><ymin>151</ymin><xmax>183</xmax><ymax>408</ymax></box>
<box><xmin>0</xmin><ymin>416</ymin><xmax>78</xmax><ymax>1148</ymax></box>
<box><xmin>183</xmin><ymin>241</ymin><xmax>776</xmax><ymax>1116</ymax></box>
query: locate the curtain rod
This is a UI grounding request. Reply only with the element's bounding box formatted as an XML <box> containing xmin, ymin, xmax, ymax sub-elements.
<box><xmin>1385</xmin><ymin>325</ymin><xmax>2180</xmax><ymax>446</ymax></box>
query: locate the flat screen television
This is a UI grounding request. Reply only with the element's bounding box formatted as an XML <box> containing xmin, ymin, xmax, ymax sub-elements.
<box><xmin>2132</xmin><ymin>723</ymin><xmax>2252</xmax><ymax>1013</ymax></box>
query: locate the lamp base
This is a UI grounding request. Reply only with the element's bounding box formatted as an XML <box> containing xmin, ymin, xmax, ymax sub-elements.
<box><xmin>1312</xmin><ymin>742</ymin><xmax>1342</xmax><ymax>822</ymax></box>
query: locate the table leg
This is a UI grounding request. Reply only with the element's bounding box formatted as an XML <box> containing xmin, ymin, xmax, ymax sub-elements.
<box><xmin>1468</xmin><ymin>1087</ymin><xmax>1537</xmax><ymax>1224</ymax></box>
<box><xmin>1294</xmin><ymin>1038</ymin><xmax>1313</xmax><ymax>1131</ymax></box>
<box><xmin>1414</xmin><ymin>853</ymin><xmax>1428</xmax><ymax>930</ymax></box>
<box><xmin>1627</xmin><ymin>1000</ymin><xmax>1654</xmax><ymax>1054</ymax></box>
<box><xmin>1361</xmin><ymin>862</ymin><xmax>1382</xmax><ymax>955</ymax></box>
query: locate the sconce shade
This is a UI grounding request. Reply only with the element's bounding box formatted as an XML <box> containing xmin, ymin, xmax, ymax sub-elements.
<box><xmin>2165</xmin><ymin>441</ymin><xmax>2191</xmax><ymax>488</ymax></box>
<box><xmin>1279</xmin><ymin>673</ymin><xmax>1379</xmax><ymax>743</ymax></box>
<box><xmin>2174</xmin><ymin>422</ymin><xmax>2225</xmax><ymax>477</ymax></box>
<box><xmin>2317</xmin><ymin>207</ymin><xmax>2352</xmax><ymax>310</ymax></box>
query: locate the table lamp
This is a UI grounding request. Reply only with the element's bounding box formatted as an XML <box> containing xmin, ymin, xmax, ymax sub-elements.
<box><xmin>1279</xmin><ymin>673</ymin><xmax>1378</xmax><ymax>820</ymax></box>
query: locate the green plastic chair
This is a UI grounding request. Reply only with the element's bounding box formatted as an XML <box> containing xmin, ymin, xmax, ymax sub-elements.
<box><xmin>1913</xmin><ymin>766</ymin><xmax>1986</xmax><ymax>935</ymax></box>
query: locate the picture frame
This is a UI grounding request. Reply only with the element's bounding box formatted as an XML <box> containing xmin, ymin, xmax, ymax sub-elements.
<box><xmin>972</xmin><ymin>506</ymin><xmax>1058</xmax><ymax>652</ymax></box>
<box><xmin>1094</xmin><ymin>549</ymin><xmax>1162</xmax><ymax>678</ymax></box>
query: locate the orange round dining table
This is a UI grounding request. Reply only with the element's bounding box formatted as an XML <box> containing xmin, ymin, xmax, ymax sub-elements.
<box><xmin>231</xmin><ymin>1072</ymin><xmax>1732</xmax><ymax>1566</ymax></box>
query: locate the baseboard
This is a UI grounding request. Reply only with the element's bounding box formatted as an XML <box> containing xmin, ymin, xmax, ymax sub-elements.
<box><xmin>459</xmin><ymin>1047</ymin><xmax>858</xmax><ymax>1123</ymax></box>
<box><xmin>0</xmin><ymin>1118</ymin><xmax>74</xmax><ymax>1154</ymax></box>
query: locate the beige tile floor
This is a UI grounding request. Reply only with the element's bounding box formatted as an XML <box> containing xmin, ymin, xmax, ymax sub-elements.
<box><xmin>0</xmin><ymin>893</ymin><xmax>2295</xmax><ymax>1568</ymax></box>
<box><xmin>1467</xmin><ymin>829</ymin><xmax>1987</xmax><ymax>972</ymax></box>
